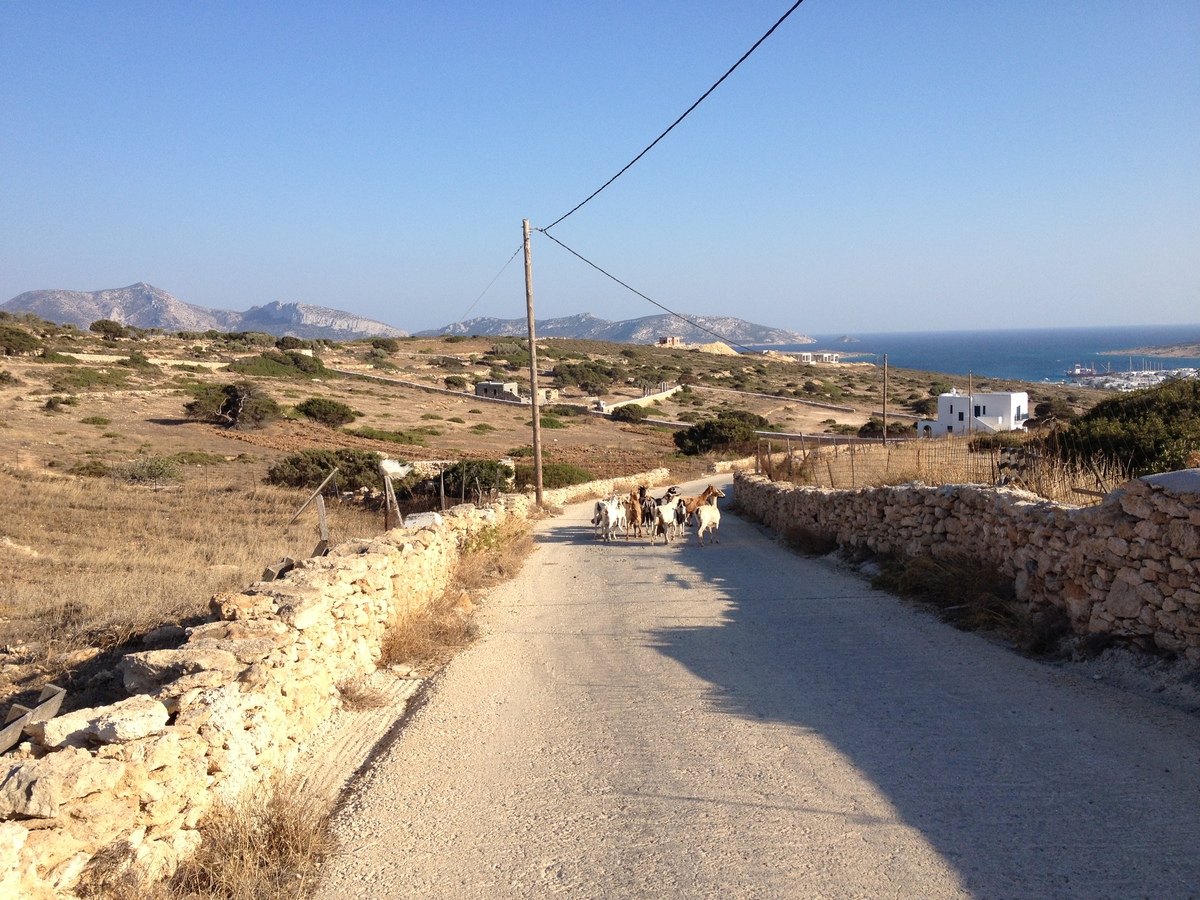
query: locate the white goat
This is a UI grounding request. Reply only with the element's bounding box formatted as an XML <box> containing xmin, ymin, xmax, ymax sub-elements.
<box><xmin>652</xmin><ymin>496</ymin><xmax>683</xmax><ymax>545</ymax></box>
<box><xmin>600</xmin><ymin>495</ymin><xmax>627</xmax><ymax>542</ymax></box>
<box><xmin>695</xmin><ymin>500</ymin><xmax>721</xmax><ymax>545</ymax></box>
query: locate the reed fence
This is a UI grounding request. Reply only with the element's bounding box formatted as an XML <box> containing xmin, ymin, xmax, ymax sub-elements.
<box><xmin>756</xmin><ymin>431</ymin><xmax>1131</xmax><ymax>506</ymax></box>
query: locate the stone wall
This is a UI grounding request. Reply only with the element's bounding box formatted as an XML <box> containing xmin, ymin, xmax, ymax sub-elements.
<box><xmin>1</xmin><ymin>469</ymin><xmax>677</xmax><ymax>898</ymax></box>
<box><xmin>734</xmin><ymin>470</ymin><xmax>1200</xmax><ymax>660</ymax></box>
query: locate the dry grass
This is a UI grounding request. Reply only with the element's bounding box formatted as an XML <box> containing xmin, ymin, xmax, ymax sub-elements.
<box><xmin>335</xmin><ymin>675</ymin><xmax>388</xmax><ymax>710</ymax></box>
<box><xmin>379</xmin><ymin>521</ymin><xmax>534</xmax><ymax>673</ymax></box>
<box><xmin>0</xmin><ymin>467</ymin><xmax>382</xmax><ymax>712</ymax></box>
<box><xmin>78</xmin><ymin>778</ymin><xmax>334</xmax><ymax>900</ymax></box>
<box><xmin>762</xmin><ymin>434</ymin><xmax>1130</xmax><ymax>505</ymax></box>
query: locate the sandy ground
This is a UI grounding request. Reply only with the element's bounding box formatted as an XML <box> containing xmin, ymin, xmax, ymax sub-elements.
<box><xmin>314</xmin><ymin>478</ymin><xmax>1200</xmax><ymax>900</ymax></box>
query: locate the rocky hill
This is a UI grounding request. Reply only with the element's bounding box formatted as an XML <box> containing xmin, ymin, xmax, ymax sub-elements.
<box><xmin>2</xmin><ymin>283</ymin><xmax>407</xmax><ymax>340</ymax></box>
<box><xmin>416</xmin><ymin>312</ymin><xmax>812</xmax><ymax>346</ymax></box>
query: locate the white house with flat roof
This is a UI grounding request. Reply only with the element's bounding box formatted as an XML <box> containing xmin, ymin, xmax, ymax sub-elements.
<box><xmin>917</xmin><ymin>389</ymin><xmax>1030</xmax><ymax>436</ymax></box>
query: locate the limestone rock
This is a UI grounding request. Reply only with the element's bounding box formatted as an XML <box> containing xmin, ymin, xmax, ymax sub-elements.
<box><xmin>118</xmin><ymin>647</ymin><xmax>243</xmax><ymax>694</ymax></box>
<box><xmin>84</xmin><ymin>696</ymin><xmax>170</xmax><ymax>744</ymax></box>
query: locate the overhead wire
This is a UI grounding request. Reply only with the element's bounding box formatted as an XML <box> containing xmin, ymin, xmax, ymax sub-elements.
<box><xmin>450</xmin><ymin>243</ymin><xmax>523</xmax><ymax>332</ymax></box>
<box><xmin>543</xmin><ymin>0</ymin><xmax>807</xmax><ymax>233</ymax></box>
<box><xmin>536</xmin><ymin>229</ymin><xmax>760</xmax><ymax>355</ymax></box>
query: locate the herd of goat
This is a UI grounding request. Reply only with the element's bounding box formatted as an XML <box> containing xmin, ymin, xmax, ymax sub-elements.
<box><xmin>591</xmin><ymin>484</ymin><xmax>726</xmax><ymax>546</ymax></box>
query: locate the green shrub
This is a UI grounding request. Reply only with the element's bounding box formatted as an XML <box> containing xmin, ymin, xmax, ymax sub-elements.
<box><xmin>515</xmin><ymin>462</ymin><xmax>594</xmax><ymax>489</ymax></box>
<box><xmin>184</xmin><ymin>382</ymin><xmax>281</xmax><ymax>429</ymax></box>
<box><xmin>444</xmin><ymin>375</ymin><xmax>468</xmax><ymax>390</ymax></box>
<box><xmin>295</xmin><ymin>397</ymin><xmax>358</xmax><ymax>428</ymax></box>
<box><xmin>266</xmin><ymin>448</ymin><xmax>384</xmax><ymax>491</ymax></box>
<box><xmin>81</xmin><ymin>416</ymin><xmax>111</xmax><ymax>426</ymax></box>
<box><xmin>226</xmin><ymin>350</ymin><xmax>331</xmax><ymax>379</ymax></box>
<box><xmin>343</xmin><ymin>426</ymin><xmax>427</xmax><ymax>446</ymax></box>
<box><xmin>0</xmin><ymin>325</ymin><xmax>41</xmax><ymax>355</ymax></box>
<box><xmin>370</xmin><ymin>337</ymin><xmax>400</xmax><ymax>353</ymax></box>
<box><xmin>120</xmin><ymin>456</ymin><xmax>180</xmax><ymax>484</ymax></box>
<box><xmin>44</xmin><ymin>395</ymin><xmax>80</xmax><ymax>411</ymax></box>
<box><xmin>48</xmin><ymin>367</ymin><xmax>129</xmax><ymax>392</ymax></box>
<box><xmin>1045</xmin><ymin>379</ymin><xmax>1200</xmax><ymax>476</ymax></box>
<box><xmin>439</xmin><ymin>459</ymin><xmax>515</xmax><ymax>497</ymax></box>
<box><xmin>610</xmin><ymin>404</ymin><xmax>648</xmax><ymax>423</ymax></box>
<box><xmin>118</xmin><ymin>350</ymin><xmax>158</xmax><ymax>370</ymax></box>
<box><xmin>470</xmin><ymin>423</ymin><xmax>496</xmax><ymax>434</ymax></box>
<box><xmin>68</xmin><ymin>459</ymin><xmax>112</xmax><ymax>478</ymax></box>
<box><xmin>673</xmin><ymin>410</ymin><xmax>769</xmax><ymax>455</ymax></box>
<box><xmin>89</xmin><ymin>319</ymin><xmax>128</xmax><ymax>340</ymax></box>
<box><xmin>539</xmin><ymin>415</ymin><xmax>567</xmax><ymax>429</ymax></box>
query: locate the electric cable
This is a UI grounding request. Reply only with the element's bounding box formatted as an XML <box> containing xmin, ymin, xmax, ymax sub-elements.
<box><xmin>450</xmin><ymin>243</ymin><xmax>523</xmax><ymax>332</ymax></box>
<box><xmin>543</xmin><ymin>0</ymin><xmax>806</xmax><ymax>233</ymax></box>
<box><xmin>537</xmin><ymin>228</ymin><xmax>759</xmax><ymax>354</ymax></box>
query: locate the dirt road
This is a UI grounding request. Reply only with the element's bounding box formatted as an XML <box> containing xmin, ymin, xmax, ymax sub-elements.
<box><xmin>317</xmin><ymin>476</ymin><xmax>1200</xmax><ymax>899</ymax></box>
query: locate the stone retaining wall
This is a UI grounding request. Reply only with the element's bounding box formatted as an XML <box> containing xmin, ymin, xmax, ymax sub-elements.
<box><xmin>1</xmin><ymin>468</ymin><xmax>677</xmax><ymax>898</ymax></box>
<box><xmin>734</xmin><ymin>470</ymin><xmax>1200</xmax><ymax>659</ymax></box>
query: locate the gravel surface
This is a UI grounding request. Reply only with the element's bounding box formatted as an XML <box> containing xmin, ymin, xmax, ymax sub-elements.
<box><xmin>316</xmin><ymin>476</ymin><xmax>1200</xmax><ymax>899</ymax></box>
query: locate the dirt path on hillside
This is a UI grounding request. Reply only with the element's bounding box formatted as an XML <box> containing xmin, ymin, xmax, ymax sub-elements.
<box><xmin>315</xmin><ymin>478</ymin><xmax>1200</xmax><ymax>900</ymax></box>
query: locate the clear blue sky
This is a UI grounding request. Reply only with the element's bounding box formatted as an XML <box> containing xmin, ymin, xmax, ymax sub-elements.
<box><xmin>2</xmin><ymin>1</ymin><xmax>1197</xmax><ymax>335</ymax></box>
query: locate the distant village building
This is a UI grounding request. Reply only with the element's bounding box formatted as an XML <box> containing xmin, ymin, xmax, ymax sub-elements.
<box><xmin>917</xmin><ymin>389</ymin><xmax>1030</xmax><ymax>437</ymax></box>
<box><xmin>472</xmin><ymin>381</ymin><xmax>558</xmax><ymax>404</ymax></box>
<box><xmin>474</xmin><ymin>381</ymin><xmax>522</xmax><ymax>402</ymax></box>
<box><xmin>658</xmin><ymin>336</ymin><xmax>683</xmax><ymax>347</ymax></box>
<box><xmin>788</xmin><ymin>351</ymin><xmax>840</xmax><ymax>364</ymax></box>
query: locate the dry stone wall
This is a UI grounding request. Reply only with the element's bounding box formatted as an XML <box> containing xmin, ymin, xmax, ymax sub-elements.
<box><xmin>735</xmin><ymin>469</ymin><xmax>1200</xmax><ymax>660</ymax></box>
<box><xmin>1</xmin><ymin>468</ymin><xmax>677</xmax><ymax>899</ymax></box>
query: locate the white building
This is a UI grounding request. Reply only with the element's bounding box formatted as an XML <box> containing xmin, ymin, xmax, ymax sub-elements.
<box><xmin>917</xmin><ymin>388</ymin><xmax>1030</xmax><ymax>437</ymax></box>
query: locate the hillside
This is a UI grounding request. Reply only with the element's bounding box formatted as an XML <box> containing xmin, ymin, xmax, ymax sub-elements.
<box><xmin>416</xmin><ymin>312</ymin><xmax>813</xmax><ymax>346</ymax></box>
<box><xmin>2</xmin><ymin>282</ymin><xmax>408</xmax><ymax>340</ymax></box>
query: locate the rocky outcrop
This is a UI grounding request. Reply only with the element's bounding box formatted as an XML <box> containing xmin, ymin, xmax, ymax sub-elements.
<box><xmin>417</xmin><ymin>312</ymin><xmax>814</xmax><ymax>346</ymax></box>
<box><xmin>0</xmin><ymin>470</ymin><xmax>673</xmax><ymax>897</ymax></box>
<box><xmin>1</xmin><ymin>284</ymin><xmax>407</xmax><ymax>339</ymax></box>
<box><xmin>734</xmin><ymin>470</ymin><xmax>1200</xmax><ymax>658</ymax></box>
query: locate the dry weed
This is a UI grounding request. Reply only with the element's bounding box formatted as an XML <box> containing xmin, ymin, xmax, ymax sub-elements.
<box><xmin>379</xmin><ymin>522</ymin><xmax>534</xmax><ymax>672</ymax></box>
<box><xmin>336</xmin><ymin>675</ymin><xmax>388</xmax><ymax>710</ymax></box>
<box><xmin>76</xmin><ymin>779</ymin><xmax>333</xmax><ymax>900</ymax></box>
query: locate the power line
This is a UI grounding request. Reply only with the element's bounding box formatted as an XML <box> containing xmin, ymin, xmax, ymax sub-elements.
<box><xmin>450</xmin><ymin>243</ymin><xmax>523</xmax><ymax>332</ymax></box>
<box><xmin>536</xmin><ymin>229</ymin><xmax>760</xmax><ymax>355</ymax></box>
<box><xmin>543</xmin><ymin>0</ymin><xmax>807</xmax><ymax>232</ymax></box>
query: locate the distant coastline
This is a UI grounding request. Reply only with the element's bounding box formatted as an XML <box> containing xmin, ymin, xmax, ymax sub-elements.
<box><xmin>1103</xmin><ymin>342</ymin><xmax>1200</xmax><ymax>358</ymax></box>
<box><xmin>751</xmin><ymin>324</ymin><xmax>1200</xmax><ymax>383</ymax></box>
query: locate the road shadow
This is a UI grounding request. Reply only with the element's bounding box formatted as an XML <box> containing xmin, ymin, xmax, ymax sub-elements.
<box><xmin>641</xmin><ymin>502</ymin><xmax>1200</xmax><ymax>899</ymax></box>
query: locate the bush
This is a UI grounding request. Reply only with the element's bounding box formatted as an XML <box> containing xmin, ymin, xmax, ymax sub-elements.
<box><xmin>185</xmin><ymin>382</ymin><xmax>281</xmax><ymax>430</ymax></box>
<box><xmin>444</xmin><ymin>375</ymin><xmax>468</xmax><ymax>390</ymax></box>
<box><xmin>266</xmin><ymin>448</ymin><xmax>384</xmax><ymax>491</ymax></box>
<box><xmin>369</xmin><ymin>337</ymin><xmax>399</xmax><ymax>353</ymax></box>
<box><xmin>117</xmin><ymin>350</ymin><xmax>157</xmax><ymax>370</ymax></box>
<box><xmin>440</xmin><ymin>459</ymin><xmax>515</xmax><ymax>497</ymax></box>
<box><xmin>673</xmin><ymin>410</ymin><xmax>769</xmax><ymax>455</ymax></box>
<box><xmin>120</xmin><ymin>456</ymin><xmax>181</xmax><ymax>484</ymax></box>
<box><xmin>295</xmin><ymin>396</ymin><xmax>358</xmax><ymax>428</ymax></box>
<box><xmin>81</xmin><ymin>416</ymin><xmax>111</xmax><ymax>426</ymax></box>
<box><xmin>226</xmin><ymin>350</ymin><xmax>331</xmax><ymax>379</ymax></box>
<box><xmin>515</xmin><ymin>462</ymin><xmax>594</xmax><ymax>489</ymax></box>
<box><xmin>1045</xmin><ymin>379</ymin><xmax>1200</xmax><ymax>476</ymax></box>
<box><xmin>89</xmin><ymin>319</ymin><xmax>128</xmax><ymax>340</ymax></box>
<box><xmin>609</xmin><ymin>404</ymin><xmax>648</xmax><ymax>423</ymax></box>
<box><xmin>0</xmin><ymin>325</ymin><xmax>41</xmax><ymax>355</ymax></box>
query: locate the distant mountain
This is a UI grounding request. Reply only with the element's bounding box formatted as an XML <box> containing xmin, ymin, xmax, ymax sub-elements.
<box><xmin>416</xmin><ymin>312</ymin><xmax>813</xmax><ymax>346</ymax></box>
<box><xmin>2</xmin><ymin>283</ymin><xmax>407</xmax><ymax>340</ymax></box>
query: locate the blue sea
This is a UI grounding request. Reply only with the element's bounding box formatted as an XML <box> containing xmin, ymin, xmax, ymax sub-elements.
<box><xmin>752</xmin><ymin>325</ymin><xmax>1200</xmax><ymax>384</ymax></box>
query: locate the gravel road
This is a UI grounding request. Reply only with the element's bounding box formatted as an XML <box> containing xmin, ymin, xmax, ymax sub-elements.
<box><xmin>316</xmin><ymin>476</ymin><xmax>1200</xmax><ymax>899</ymax></box>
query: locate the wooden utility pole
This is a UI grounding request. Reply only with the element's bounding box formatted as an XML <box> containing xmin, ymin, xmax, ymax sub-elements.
<box><xmin>882</xmin><ymin>353</ymin><xmax>888</xmax><ymax>442</ymax></box>
<box><xmin>523</xmin><ymin>219</ymin><xmax>544</xmax><ymax>505</ymax></box>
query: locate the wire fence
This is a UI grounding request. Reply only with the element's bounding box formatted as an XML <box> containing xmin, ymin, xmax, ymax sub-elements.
<box><xmin>756</xmin><ymin>431</ymin><xmax>1133</xmax><ymax>505</ymax></box>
